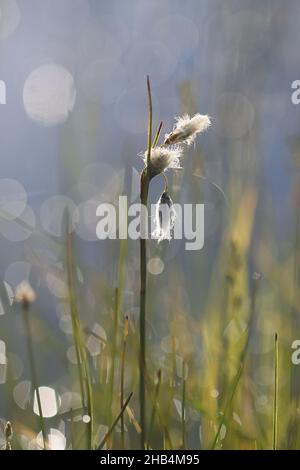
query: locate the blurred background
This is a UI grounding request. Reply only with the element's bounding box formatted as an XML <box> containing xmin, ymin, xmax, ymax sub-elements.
<box><xmin>0</xmin><ymin>0</ymin><xmax>300</xmax><ymax>450</ymax></box>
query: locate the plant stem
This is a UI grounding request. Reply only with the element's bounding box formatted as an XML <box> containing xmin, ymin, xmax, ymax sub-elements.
<box><xmin>23</xmin><ymin>305</ymin><xmax>47</xmax><ymax>449</ymax></box>
<box><xmin>98</xmin><ymin>392</ymin><xmax>133</xmax><ymax>450</ymax></box>
<box><xmin>108</xmin><ymin>238</ymin><xmax>127</xmax><ymax>433</ymax></box>
<box><xmin>148</xmin><ymin>370</ymin><xmax>161</xmax><ymax>448</ymax></box>
<box><xmin>211</xmin><ymin>363</ymin><xmax>244</xmax><ymax>449</ymax></box>
<box><xmin>65</xmin><ymin>218</ymin><xmax>94</xmax><ymax>450</ymax></box>
<box><xmin>107</xmin><ymin>287</ymin><xmax>119</xmax><ymax>431</ymax></box>
<box><xmin>120</xmin><ymin>315</ymin><xmax>129</xmax><ymax>449</ymax></box>
<box><xmin>181</xmin><ymin>361</ymin><xmax>186</xmax><ymax>449</ymax></box>
<box><xmin>139</xmin><ymin>75</ymin><xmax>152</xmax><ymax>449</ymax></box>
<box><xmin>152</xmin><ymin>121</ymin><xmax>163</xmax><ymax>148</ymax></box>
<box><xmin>273</xmin><ymin>332</ymin><xmax>279</xmax><ymax>450</ymax></box>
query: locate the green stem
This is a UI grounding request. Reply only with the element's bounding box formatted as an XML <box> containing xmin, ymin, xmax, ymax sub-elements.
<box><xmin>23</xmin><ymin>306</ymin><xmax>47</xmax><ymax>450</ymax></box>
<box><xmin>107</xmin><ymin>287</ymin><xmax>119</xmax><ymax>428</ymax></box>
<box><xmin>98</xmin><ymin>392</ymin><xmax>133</xmax><ymax>450</ymax></box>
<box><xmin>65</xmin><ymin>221</ymin><xmax>94</xmax><ymax>450</ymax></box>
<box><xmin>108</xmin><ymin>238</ymin><xmax>127</xmax><ymax>433</ymax></box>
<box><xmin>211</xmin><ymin>363</ymin><xmax>244</xmax><ymax>449</ymax></box>
<box><xmin>139</xmin><ymin>75</ymin><xmax>152</xmax><ymax>449</ymax></box>
<box><xmin>273</xmin><ymin>332</ymin><xmax>279</xmax><ymax>450</ymax></box>
<box><xmin>148</xmin><ymin>370</ymin><xmax>162</xmax><ymax>448</ymax></box>
<box><xmin>181</xmin><ymin>361</ymin><xmax>186</xmax><ymax>449</ymax></box>
<box><xmin>152</xmin><ymin>121</ymin><xmax>163</xmax><ymax>148</ymax></box>
<box><xmin>120</xmin><ymin>316</ymin><xmax>129</xmax><ymax>449</ymax></box>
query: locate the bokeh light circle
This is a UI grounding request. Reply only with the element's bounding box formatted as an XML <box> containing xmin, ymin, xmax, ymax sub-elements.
<box><xmin>0</xmin><ymin>179</ymin><xmax>27</xmax><ymax>220</ymax></box>
<box><xmin>23</xmin><ymin>63</ymin><xmax>76</xmax><ymax>126</ymax></box>
<box><xmin>40</xmin><ymin>195</ymin><xmax>76</xmax><ymax>237</ymax></box>
<box><xmin>0</xmin><ymin>0</ymin><xmax>20</xmax><ymax>40</ymax></box>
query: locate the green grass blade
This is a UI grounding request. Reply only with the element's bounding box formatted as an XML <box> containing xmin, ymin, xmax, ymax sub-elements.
<box><xmin>97</xmin><ymin>392</ymin><xmax>133</xmax><ymax>450</ymax></box>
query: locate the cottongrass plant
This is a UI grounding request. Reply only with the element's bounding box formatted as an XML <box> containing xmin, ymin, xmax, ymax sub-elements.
<box><xmin>139</xmin><ymin>76</ymin><xmax>211</xmax><ymax>448</ymax></box>
<box><xmin>164</xmin><ymin>113</ymin><xmax>211</xmax><ymax>146</ymax></box>
<box><xmin>152</xmin><ymin>191</ymin><xmax>177</xmax><ymax>243</ymax></box>
<box><xmin>4</xmin><ymin>421</ymin><xmax>12</xmax><ymax>450</ymax></box>
<box><xmin>15</xmin><ymin>281</ymin><xmax>47</xmax><ymax>450</ymax></box>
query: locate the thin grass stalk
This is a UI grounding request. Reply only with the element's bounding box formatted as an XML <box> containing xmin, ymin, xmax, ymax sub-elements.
<box><xmin>63</xmin><ymin>216</ymin><xmax>86</xmax><ymax>415</ymax></box>
<box><xmin>107</xmin><ymin>287</ymin><xmax>119</xmax><ymax>429</ymax></box>
<box><xmin>171</xmin><ymin>335</ymin><xmax>176</xmax><ymax>387</ymax></box>
<box><xmin>139</xmin><ymin>75</ymin><xmax>152</xmax><ymax>449</ymax></box>
<box><xmin>181</xmin><ymin>361</ymin><xmax>186</xmax><ymax>449</ymax></box>
<box><xmin>135</xmin><ymin>356</ymin><xmax>173</xmax><ymax>449</ymax></box>
<box><xmin>142</xmin><ymin>365</ymin><xmax>170</xmax><ymax>448</ymax></box>
<box><xmin>287</xmin><ymin>194</ymin><xmax>300</xmax><ymax>447</ymax></box>
<box><xmin>147</xmin><ymin>369</ymin><xmax>162</xmax><ymax>448</ymax></box>
<box><xmin>70</xmin><ymin>408</ymin><xmax>75</xmax><ymax>450</ymax></box>
<box><xmin>120</xmin><ymin>315</ymin><xmax>129</xmax><ymax>449</ymax></box>
<box><xmin>163</xmin><ymin>427</ymin><xmax>173</xmax><ymax>450</ymax></box>
<box><xmin>108</xmin><ymin>238</ymin><xmax>127</xmax><ymax>431</ymax></box>
<box><xmin>211</xmin><ymin>362</ymin><xmax>244</xmax><ymax>449</ymax></box>
<box><xmin>98</xmin><ymin>392</ymin><xmax>133</xmax><ymax>450</ymax></box>
<box><xmin>273</xmin><ymin>332</ymin><xmax>279</xmax><ymax>450</ymax></box>
<box><xmin>72</xmin><ymin>335</ymin><xmax>85</xmax><ymax>410</ymax></box>
<box><xmin>152</xmin><ymin>121</ymin><xmax>163</xmax><ymax>148</ymax></box>
<box><xmin>211</xmin><ymin>271</ymin><xmax>260</xmax><ymax>449</ymax></box>
<box><xmin>23</xmin><ymin>305</ymin><xmax>47</xmax><ymax>449</ymax></box>
<box><xmin>65</xmin><ymin>218</ymin><xmax>94</xmax><ymax>449</ymax></box>
<box><xmin>81</xmin><ymin>344</ymin><xmax>94</xmax><ymax>448</ymax></box>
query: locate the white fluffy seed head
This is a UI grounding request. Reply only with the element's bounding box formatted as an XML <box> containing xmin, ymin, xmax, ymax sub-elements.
<box><xmin>15</xmin><ymin>281</ymin><xmax>36</xmax><ymax>307</ymax></box>
<box><xmin>164</xmin><ymin>113</ymin><xmax>211</xmax><ymax>146</ymax></box>
<box><xmin>152</xmin><ymin>191</ymin><xmax>177</xmax><ymax>243</ymax></box>
<box><xmin>142</xmin><ymin>145</ymin><xmax>183</xmax><ymax>179</ymax></box>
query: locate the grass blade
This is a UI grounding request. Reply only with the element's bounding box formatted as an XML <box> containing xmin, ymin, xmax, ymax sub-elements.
<box><xmin>211</xmin><ymin>362</ymin><xmax>244</xmax><ymax>449</ymax></box>
<box><xmin>120</xmin><ymin>315</ymin><xmax>129</xmax><ymax>448</ymax></box>
<box><xmin>65</xmin><ymin>211</ymin><xmax>94</xmax><ymax>449</ymax></box>
<box><xmin>97</xmin><ymin>392</ymin><xmax>133</xmax><ymax>450</ymax></box>
<box><xmin>152</xmin><ymin>121</ymin><xmax>163</xmax><ymax>148</ymax></box>
<box><xmin>182</xmin><ymin>361</ymin><xmax>187</xmax><ymax>449</ymax></box>
<box><xmin>147</xmin><ymin>369</ymin><xmax>161</xmax><ymax>448</ymax></box>
<box><xmin>139</xmin><ymin>75</ymin><xmax>153</xmax><ymax>449</ymax></box>
<box><xmin>273</xmin><ymin>332</ymin><xmax>279</xmax><ymax>450</ymax></box>
<box><xmin>23</xmin><ymin>305</ymin><xmax>47</xmax><ymax>449</ymax></box>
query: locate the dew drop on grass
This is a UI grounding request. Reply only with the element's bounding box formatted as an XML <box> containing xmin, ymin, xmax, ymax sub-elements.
<box><xmin>210</xmin><ymin>389</ymin><xmax>219</xmax><ymax>398</ymax></box>
<box><xmin>147</xmin><ymin>257</ymin><xmax>164</xmax><ymax>275</ymax></box>
<box><xmin>219</xmin><ymin>424</ymin><xmax>227</xmax><ymax>440</ymax></box>
<box><xmin>82</xmin><ymin>415</ymin><xmax>91</xmax><ymax>424</ymax></box>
